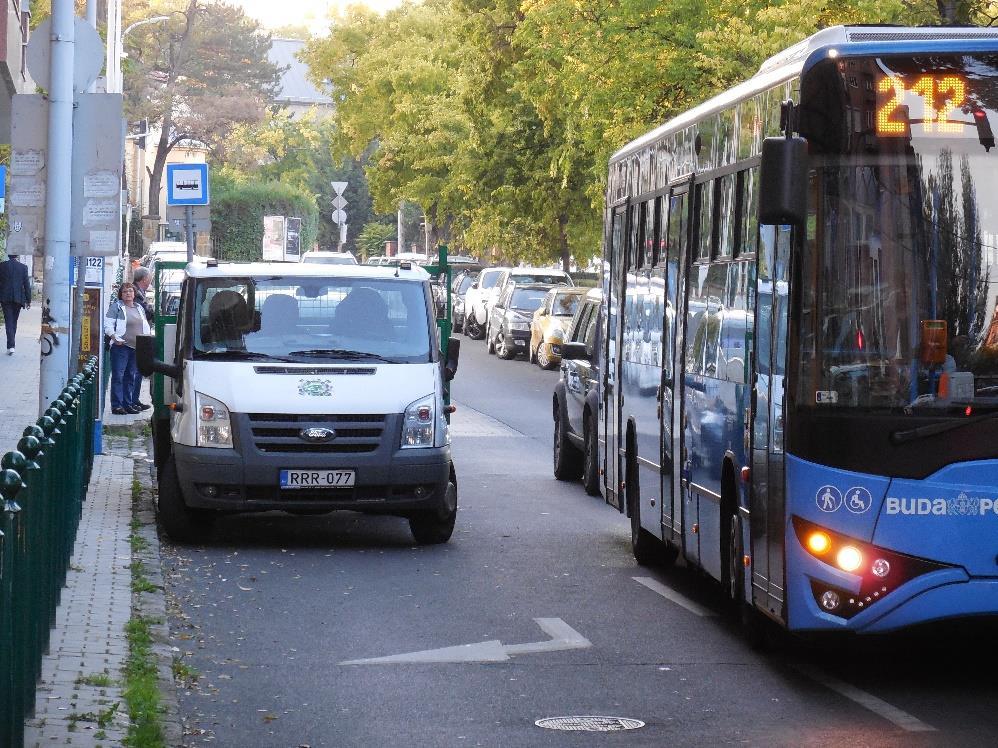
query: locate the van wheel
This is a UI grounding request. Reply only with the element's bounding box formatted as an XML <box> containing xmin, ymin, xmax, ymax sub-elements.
<box><xmin>466</xmin><ymin>314</ymin><xmax>484</xmax><ymax>340</ymax></box>
<box><xmin>553</xmin><ymin>407</ymin><xmax>583</xmax><ymax>480</ymax></box>
<box><xmin>582</xmin><ymin>419</ymin><xmax>601</xmax><ymax>496</ymax></box>
<box><xmin>409</xmin><ymin>480</ymin><xmax>457</xmax><ymax>544</ymax></box>
<box><xmin>157</xmin><ymin>455</ymin><xmax>215</xmax><ymax>544</ymax></box>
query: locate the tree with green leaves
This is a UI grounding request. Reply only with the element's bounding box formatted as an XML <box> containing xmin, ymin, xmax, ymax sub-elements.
<box><xmin>121</xmin><ymin>0</ymin><xmax>282</xmax><ymax>217</ymax></box>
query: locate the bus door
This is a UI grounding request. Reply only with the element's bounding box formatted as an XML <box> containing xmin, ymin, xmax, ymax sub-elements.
<box><xmin>660</xmin><ymin>184</ymin><xmax>688</xmax><ymax>541</ymax></box>
<box><xmin>601</xmin><ymin>204</ymin><xmax>627</xmax><ymax>511</ymax></box>
<box><xmin>749</xmin><ymin>224</ymin><xmax>790</xmax><ymax>620</ymax></box>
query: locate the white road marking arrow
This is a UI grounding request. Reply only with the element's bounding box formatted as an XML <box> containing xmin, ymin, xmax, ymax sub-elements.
<box><xmin>340</xmin><ymin>618</ymin><xmax>591</xmax><ymax>665</ymax></box>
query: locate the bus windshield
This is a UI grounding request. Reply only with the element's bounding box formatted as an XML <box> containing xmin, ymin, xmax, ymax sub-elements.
<box><xmin>191</xmin><ymin>276</ymin><xmax>433</xmax><ymax>364</ymax></box>
<box><xmin>799</xmin><ymin>54</ymin><xmax>998</xmax><ymax>413</ymax></box>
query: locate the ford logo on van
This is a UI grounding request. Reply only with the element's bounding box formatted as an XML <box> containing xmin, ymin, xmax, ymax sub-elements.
<box><xmin>300</xmin><ymin>427</ymin><xmax>336</xmax><ymax>443</ymax></box>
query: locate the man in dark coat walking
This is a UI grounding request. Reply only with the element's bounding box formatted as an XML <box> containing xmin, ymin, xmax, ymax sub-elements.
<box><xmin>0</xmin><ymin>254</ymin><xmax>31</xmax><ymax>354</ymax></box>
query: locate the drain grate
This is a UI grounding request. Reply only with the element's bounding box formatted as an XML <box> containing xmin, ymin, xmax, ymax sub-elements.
<box><xmin>535</xmin><ymin>716</ymin><xmax>645</xmax><ymax>732</ymax></box>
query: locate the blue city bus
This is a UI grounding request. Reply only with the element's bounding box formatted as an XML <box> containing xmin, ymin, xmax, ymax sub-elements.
<box><xmin>599</xmin><ymin>26</ymin><xmax>998</xmax><ymax>633</ymax></box>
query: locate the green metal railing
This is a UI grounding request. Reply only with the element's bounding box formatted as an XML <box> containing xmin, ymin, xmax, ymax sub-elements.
<box><xmin>0</xmin><ymin>357</ymin><xmax>99</xmax><ymax>747</ymax></box>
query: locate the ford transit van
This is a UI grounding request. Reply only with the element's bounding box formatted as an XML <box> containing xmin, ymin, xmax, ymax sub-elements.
<box><xmin>138</xmin><ymin>260</ymin><xmax>460</xmax><ymax>545</ymax></box>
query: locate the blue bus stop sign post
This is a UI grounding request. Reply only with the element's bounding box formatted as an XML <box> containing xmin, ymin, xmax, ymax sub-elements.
<box><xmin>0</xmin><ymin>164</ymin><xmax>6</xmax><ymax>213</ymax></box>
<box><xmin>166</xmin><ymin>163</ymin><xmax>209</xmax><ymax>262</ymax></box>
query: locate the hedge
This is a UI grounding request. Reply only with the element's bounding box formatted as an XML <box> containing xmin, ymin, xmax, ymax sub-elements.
<box><xmin>210</xmin><ymin>181</ymin><xmax>319</xmax><ymax>262</ymax></box>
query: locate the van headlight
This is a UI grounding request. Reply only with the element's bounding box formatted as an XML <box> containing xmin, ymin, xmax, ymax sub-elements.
<box><xmin>401</xmin><ymin>394</ymin><xmax>435</xmax><ymax>449</ymax></box>
<box><xmin>196</xmin><ymin>392</ymin><xmax>233</xmax><ymax>448</ymax></box>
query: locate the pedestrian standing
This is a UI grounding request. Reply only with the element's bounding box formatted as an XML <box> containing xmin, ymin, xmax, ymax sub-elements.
<box><xmin>104</xmin><ymin>283</ymin><xmax>151</xmax><ymax>415</ymax></box>
<box><xmin>132</xmin><ymin>267</ymin><xmax>154</xmax><ymax>321</ymax></box>
<box><xmin>130</xmin><ymin>267</ymin><xmax>155</xmax><ymax>409</ymax></box>
<box><xmin>0</xmin><ymin>254</ymin><xmax>32</xmax><ymax>354</ymax></box>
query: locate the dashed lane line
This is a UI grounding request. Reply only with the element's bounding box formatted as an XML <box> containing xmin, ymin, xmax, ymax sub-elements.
<box><xmin>632</xmin><ymin>576</ymin><xmax>717</xmax><ymax>617</ymax></box>
<box><xmin>794</xmin><ymin>664</ymin><xmax>937</xmax><ymax>733</ymax></box>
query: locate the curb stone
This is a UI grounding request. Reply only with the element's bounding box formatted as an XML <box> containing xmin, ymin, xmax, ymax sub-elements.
<box><xmin>131</xmin><ymin>434</ymin><xmax>185</xmax><ymax>747</ymax></box>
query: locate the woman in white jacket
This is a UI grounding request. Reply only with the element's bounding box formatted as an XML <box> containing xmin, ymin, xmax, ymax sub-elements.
<box><xmin>104</xmin><ymin>283</ymin><xmax>151</xmax><ymax>414</ymax></box>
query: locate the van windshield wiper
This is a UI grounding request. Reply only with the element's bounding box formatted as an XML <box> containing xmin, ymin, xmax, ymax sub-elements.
<box><xmin>890</xmin><ymin>410</ymin><xmax>998</xmax><ymax>444</ymax></box>
<box><xmin>195</xmin><ymin>350</ymin><xmax>284</xmax><ymax>362</ymax></box>
<box><xmin>288</xmin><ymin>348</ymin><xmax>392</xmax><ymax>362</ymax></box>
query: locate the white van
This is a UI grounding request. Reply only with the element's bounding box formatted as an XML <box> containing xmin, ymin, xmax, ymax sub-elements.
<box><xmin>138</xmin><ymin>260</ymin><xmax>460</xmax><ymax>545</ymax></box>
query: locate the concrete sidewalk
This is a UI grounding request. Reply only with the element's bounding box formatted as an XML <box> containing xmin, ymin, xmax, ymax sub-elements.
<box><xmin>0</xmin><ymin>304</ymin><xmax>43</xmax><ymax>456</ymax></box>
<box><xmin>0</xmin><ymin>321</ymin><xmax>177</xmax><ymax>745</ymax></box>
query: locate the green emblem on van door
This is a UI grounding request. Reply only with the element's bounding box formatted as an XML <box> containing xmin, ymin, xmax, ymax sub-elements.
<box><xmin>298</xmin><ymin>379</ymin><xmax>333</xmax><ymax>397</ymax></box>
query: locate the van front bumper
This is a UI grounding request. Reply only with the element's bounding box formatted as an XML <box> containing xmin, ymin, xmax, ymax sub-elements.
<box><xmin>172</xmin><ymin>442</ymin><xmax>451</xmax><ymax>514</ymax></box>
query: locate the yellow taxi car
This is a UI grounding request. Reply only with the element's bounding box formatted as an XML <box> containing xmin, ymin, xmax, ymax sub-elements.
<box><xmin>529</xmin><ymin>286</ymin><xmax>588</xmax><ymax>369</ymax></box>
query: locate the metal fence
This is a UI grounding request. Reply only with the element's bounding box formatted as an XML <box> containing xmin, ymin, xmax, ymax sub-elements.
<box><xmin>0</xmin><ymin>357</ymin><xmax>99</xmax><ymax>747</ymax></box>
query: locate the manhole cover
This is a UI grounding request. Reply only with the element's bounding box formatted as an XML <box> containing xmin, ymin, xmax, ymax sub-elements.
<box><xmin>535</xmin><ymin>716</ymin><xmax>645</xmax><ymax>732</ymax></box>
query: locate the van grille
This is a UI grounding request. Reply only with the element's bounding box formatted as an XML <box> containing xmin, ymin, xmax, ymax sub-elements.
<box><xmin>253</xmin><ymin>366</ymin><xmax>376</xmax><ymax>375</ymax></box>
<box><xmin>247</xmin><ymin>413</ymin><xmax>387</xmax><ymax>454</ymax></box>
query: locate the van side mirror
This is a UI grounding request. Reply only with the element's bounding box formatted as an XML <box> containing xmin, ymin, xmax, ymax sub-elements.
<box><xmin>444</xmin><ymin>337</ymin><xmax>461</xmax><ymax>381</ymax></box>
<box><xmin>758</xmin><ymin>136</ymin><xmax>808</xmax><ymax>226</ymax></box>
<box><xmin>561</xmin><ymin>342</ymin><xmax>588</xmax><ymax>361</ymax></box>
<box><xmin>136</xmin><ymin>335</ymin><xmax>181</xmax><ymax>379</ymax></box>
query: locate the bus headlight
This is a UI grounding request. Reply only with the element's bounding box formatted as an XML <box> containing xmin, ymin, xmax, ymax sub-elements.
<box><xmin>401</xmin><ymin>394</ymin><xmax>435</xmax><ymax>449</ymax></box>
<box><xmin>836</xmin><ymin>546</ymin><xmax>863</xmax><ymax>573</ymax></box>
<box><xmin>196</xmin><ymin>392</ymin><xmax>232</xmax><ymax>448</ymax></box>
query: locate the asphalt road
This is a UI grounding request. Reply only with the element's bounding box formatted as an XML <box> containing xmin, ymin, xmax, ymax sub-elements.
<box><xmin>162</xmin><ymin>334</ymin><xmax>998</xmax><ymax>747</ymax></box>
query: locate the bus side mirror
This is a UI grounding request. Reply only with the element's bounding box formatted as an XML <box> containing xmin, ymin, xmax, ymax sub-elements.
<box><xmin>759</xmin><ymin>136</ymin><xmax>809</xmax><ymax>226</ymax></box>
<box><xmin>136</xmin><ymin>335</ymin><xmax>181</xmax><ymax>379</ymax></box>
<box><xmin>444</xmin><ymin>337</ymin><xmax>460</xmax><ymax>381</ymax></box>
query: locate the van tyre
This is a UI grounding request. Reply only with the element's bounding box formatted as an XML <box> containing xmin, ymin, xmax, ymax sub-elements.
<box><xmin>466</xmin><ymin>314</ymin><xmax>484</xmax><ymax>340</ymax></box>
<box><xmin>553</xmin><ymin>406</ymin><xmax>583</xmax><ymax>480</ymax></box>
<box><xmin>409</xmin><ymin>478</ymin><xmax>457</xmax><ymax>544</ymax></box>
<box><xmin>157</xmin><ymin>455</ymin><xmax>215</xmax><ymax>544</ymax></box>
<box><xmin>582</xmin><ymin>419</ymin><xmax>601</xmax><ymax>496</ymax></box>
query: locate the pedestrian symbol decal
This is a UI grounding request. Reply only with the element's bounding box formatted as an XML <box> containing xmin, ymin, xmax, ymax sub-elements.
<box><xmin>845</xmin><ymin>487</ymin><xmax>873</xmax><ymax>514</ymax></box>
<box><xmin>816</xmin><ymin>486</ymin><xmax>842</xmax><ymax>512</ymax></box>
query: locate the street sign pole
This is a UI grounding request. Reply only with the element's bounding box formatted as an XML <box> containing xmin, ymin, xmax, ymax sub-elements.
<box><xmin>39</xmin><ymin>0</ymin><xmax>75</xmax><ymax>412</ymax></box>
<box><xmin>185</xmin><ymin>205</ymin><xmax>194</xmax><ymax>262</ymax></box>
<box><xmin>166</xmin><ymin>163</ymin><xmax>209</xmax><ymax>263</ymax></box>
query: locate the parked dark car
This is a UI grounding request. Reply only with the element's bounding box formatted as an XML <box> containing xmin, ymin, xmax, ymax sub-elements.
<box><xmin>552</xmin><ymin>288</ymin><xmax>603</xmax><ymax>496</ymax></box>
<box><xmin>486</xmin><ymin>282</ymin><xmax>552</xmax><ymax>360</ymax></box>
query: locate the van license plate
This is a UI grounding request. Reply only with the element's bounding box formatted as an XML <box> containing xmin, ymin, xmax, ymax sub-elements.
<box><xmin>280</xmin><ymin>469</ymin><xmax>356</xmax><ymax>488</ymax></box>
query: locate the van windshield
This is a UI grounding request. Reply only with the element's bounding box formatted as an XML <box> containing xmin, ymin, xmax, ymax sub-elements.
<box><xmin>191</xmin><ymin>276</ymin><xmax>433</xmax><ymax>363</ymax></box>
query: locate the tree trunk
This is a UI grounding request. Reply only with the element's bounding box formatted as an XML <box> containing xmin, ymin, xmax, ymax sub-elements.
<box><xmin>558</xmin><ymin>212</ymin><xmax>571</xmax><ymax>272</ymax></box>
<box><xmin>147</xmin><ymin>111</ymin><xmax>173</xmax><ymax>218</ymax></box>
<box><xmin>935</xmin><ymin>0</ymin><xmax>970</xmax><ymax>24</ymax></box>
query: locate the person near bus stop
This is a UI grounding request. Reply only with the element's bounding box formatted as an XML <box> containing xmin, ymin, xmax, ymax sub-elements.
<box><xmin>104</xmin><ymin>282</ymin><xmax>151</xmax><ymax>415</ymax></box>
<box><xmin>132</xmin><ymin>267</ymin><xmax>154</xmax><ymax>322</ymax></box>
<box><xmin>130</xmin><ymin>267</ymin><xmax>155</xmax><ymax>409</ymax></box>
<box><xmin>0</xmin><ymin>254</ymin><xmax>32</xmax><ymax>355</ymax></box>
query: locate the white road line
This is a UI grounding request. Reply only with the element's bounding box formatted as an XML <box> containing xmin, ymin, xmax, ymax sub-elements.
<box><xmin>505</xmin><ymin>618</ymin><xmax>592</xmax><ymax>655</ymax></box>
<box><xmin>794</xmin><ymin>664</ymin><xmax>937</xmax><ymax>733</ymax></box>
<box><xmin>340</xmin><ymin>617</ymin><xmax>591</xmax><ymax>665</ymax></box>
<box><xmin>632</xmin><ymin>576</ymin><xmax>716</xmax><ymax>617</ymax></box>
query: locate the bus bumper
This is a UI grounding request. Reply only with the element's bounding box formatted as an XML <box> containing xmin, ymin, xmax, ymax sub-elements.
<box><xmin>786</xmin><ymin>532</ymin><xmax>986</xmax><ymax>632</ymax></box>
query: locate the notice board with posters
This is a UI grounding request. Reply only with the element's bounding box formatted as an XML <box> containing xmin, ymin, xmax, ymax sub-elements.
<box><xmin>75</xmin><ymin>287</ymin><xmax>102</xmax><ymax>374</ymax></box>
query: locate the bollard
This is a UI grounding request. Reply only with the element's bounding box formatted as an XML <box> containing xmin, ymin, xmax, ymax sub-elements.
<box><xmin>0</xmin><ymin>467</ymin><xmax>25</xmax><ymax>748</ymax></box>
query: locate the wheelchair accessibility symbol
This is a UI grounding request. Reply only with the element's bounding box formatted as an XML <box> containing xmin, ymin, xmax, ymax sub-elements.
<box><xmin>845</xmin><ymin>487</ymin><xmax>873</xmax><ymax>514</ymax></box>
<box><xmin>816</xmin><ymin>485</ymin><xmax>842</xmax><ymax>512</ymax></box>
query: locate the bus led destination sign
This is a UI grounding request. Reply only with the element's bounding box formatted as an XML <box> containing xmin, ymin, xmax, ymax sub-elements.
<box><xmin>876</xmin><ymin>72</ymin><xmax>969</xmax><ymax>136</ymax></box>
